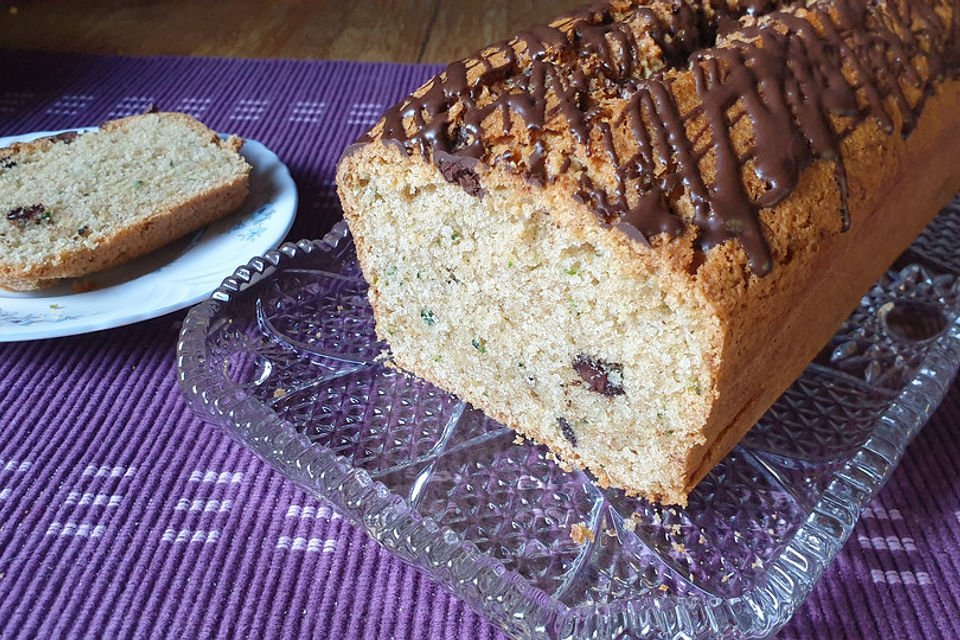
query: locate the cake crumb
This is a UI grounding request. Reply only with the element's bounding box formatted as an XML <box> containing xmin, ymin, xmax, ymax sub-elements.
<box><xmin>623</xmin><ymin>517</ymin><xmax>637</xmax><ymax>532</ymax></box>
<box><xmin>594</xmin><ymin>469</ymin><xmax>611</xmax><ymax>488</ymax></box>
<box><xmin>658</xmin><ymin>584</ymin><xmax>669</xmax><ymax>592</ymax></box>
<box><xmin>671</xmin><ymin>541</ymin><xmax>686</xmax><ymax>554</ymax></box>
<box><xmin>570</xmin><ymin>523</ymin><xmax>594</xmax><ymax>544</ymax></box>
<box><xmin>605</xmin><ymin>527</ymin><xmax>618</xmax><ymax>538</ymax></box>
<box><xmin>273</xmin><ymin>388</ymin><xmax>286</xmax><ymax>399</ymax></box>
<box><xmin>751</xmin><ymin>558</ymin><xmax>764</xmax><ymax>569</ymax></box>
<box><xmin>513</xmin><ymin>435</ymin><xmax>526</xmax><ymax>445</ymax></box>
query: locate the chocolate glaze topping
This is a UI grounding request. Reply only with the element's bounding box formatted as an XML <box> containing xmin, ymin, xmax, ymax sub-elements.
<box><xmin>367</xmin><ymin>0</ymin><xmax>960</xmax><ymax>275</ymax></box>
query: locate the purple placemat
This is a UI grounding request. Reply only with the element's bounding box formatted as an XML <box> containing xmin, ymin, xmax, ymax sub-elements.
<box><xmin>0</xmin><ymin>50</ymin><xmax>959</xmax><ymax>640</ymax></box>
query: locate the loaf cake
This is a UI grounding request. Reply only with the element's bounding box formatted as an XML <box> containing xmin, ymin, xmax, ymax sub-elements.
<box><xmin>0</xmin><ymin>112</ymin><xmax>250</xmax><ymax>291</ymax></box>
<box><xmin>336</xmin><ymin>0</ymin><xmax>960</xmax><ymax>504</ymax></box>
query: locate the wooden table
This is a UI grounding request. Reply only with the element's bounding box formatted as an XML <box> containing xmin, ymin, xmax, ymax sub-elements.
<box><xmin>0</xmin><ymin>1</ymin><xmax>584</xmax><ymax>63</ymax></box>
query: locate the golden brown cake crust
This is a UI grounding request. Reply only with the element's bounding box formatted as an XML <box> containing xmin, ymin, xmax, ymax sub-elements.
<box><xmin>339</xmin><ymin>0</ymin><xmax>960</xmax><ymax>504</ymax></box>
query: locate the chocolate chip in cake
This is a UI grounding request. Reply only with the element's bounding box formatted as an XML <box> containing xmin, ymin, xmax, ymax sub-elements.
<box><xmin>7</xmin><ymin>204</ymin><xmax>51</xmax><ymax>226</ymax></box>
<box><xmin>0</xmin><ymin>158</ymin><xmax>16</xmax><ymax>169</ymax></box>
<box><xmin>573</xmin><ymin>354</ymin><xmax>624</xmax><ymax>396</ymax></box>
<box><xmin>558</xmin><ymin>417</ymin><xmax>577</xmax><ymax>447</ymax></box>
<box><xmin>435</xmin><ymin>151</ymin><xmax>484</xmax><ymax>197</ymax></box>
<box><xmin>77</xmin><ymin>225</ymin><xmax>91</xmax><ymax>238</ymax></box>
<box><xmin>51</xmin><ymin>131</ymin><xmax>78</xmax><ymax>144</ymax></box>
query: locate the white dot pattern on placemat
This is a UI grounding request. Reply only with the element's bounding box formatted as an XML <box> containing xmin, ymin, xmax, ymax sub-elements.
<box><xmin>0</xmin><ymin>459</ymin><xmax>31</xmax><ymax>502</ymax></box>
<box><xmin>173</xmin><ymin>96</ymin><xmax>212</xmax><ymax>118</ymax></box>
<box><xmin>284</xmin><ymin>503</ymin><xmax>341</xmax><ymax>521</ymax></box>
<box><xmin>0</xmin><ymin>91</ymin><xmax>34</xmax><ymax>113</ymax></box>
<box><xmin>275</xmin><ymin>501</ymin><xmax>341</xmax><ymax>553</ymax></box>
<box><xmin>158</xmin><ymin>469</ymin><xmax>246</xmax><ymax>544</ymax></box>
<box><xmin>289</xmin><ymin>100</ymin><xmax>326</xmax><ymax>123</ymax></box>
<box><xmin>174</xmin><ymin>497</ymin><xmax>233</xmax><ymax>513</ymax></box>
<box><xmin>870</xmin><ymin>570</ymin><xmax>932</xmax><ymax>585</ymax></box>
<box><xmin>857</xmin><ymin>535</ymin><xmax>918</xmax><ymax>552</ymax></box>
<box><xmin>45</xmin><ymin>94</ymin><xmax>95</xmax><ymax>115</ymax></box>
<box><xmin>861</xmin><ymin>506</ymin><xmax>904</xmax><ymax>521</ymax></box>
<box><xmin>346</xmin><ymin>102</ymin><xmax>383</xmax><ymax>126</ymax></box>
<box><xmin>64</xmin><ymin>492</ymin><xmax>123</xmax><ymax>508</ymax></box>
<box><xmin>105</xmin><ymin>96</ymin><xmax>157</xmax><ymax>119</ymax></box>
<box><xmin>42</xmin><ymin>463</ymin><xmax>136</xmax><ymax>541</ymax></box>
<box><xmin>857</xmin><ymin>500</ymin><xmax>933</xmax><ymax>591</ymax></box>
<box><xmin>275</xmin><ymin>536</ymin><xmax>338</xmax><ymax>553</ymax></box>
<box><xmin>160</xmin><ymin>529</ymin><xmax>222</xmax><ymax>544</ymax></box>
<box><xmin>45</xmin><ymin>522</ymin><xmax>107</xmax><ymax>538</ymax></box>
<box><xmin>188</xmin><ymin>470</ymin><xmax>244</xmax><ymax>484</ymax></box>
<box><xmin>228</xmin><ymin>99</ymin><xmax>269</xmax><ymax>121</ymax></box>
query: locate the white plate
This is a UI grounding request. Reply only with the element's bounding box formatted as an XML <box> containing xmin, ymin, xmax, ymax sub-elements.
<box><xmin>0</xmin><ymin>128</ymin><xmax>297</xmax><ymax>341</ymax></box>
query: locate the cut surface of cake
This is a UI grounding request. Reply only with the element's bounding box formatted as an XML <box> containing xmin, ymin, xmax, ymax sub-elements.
<box><xmin>337</xmin><ymin>0</ymin><xmax>960</xmax><ymax>504</ymax></box>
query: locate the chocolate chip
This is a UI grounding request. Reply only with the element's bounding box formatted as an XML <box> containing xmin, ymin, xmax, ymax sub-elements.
<box><xmin>144</xmin><ymin>102</ymin><xmax>160</xmax><ymax>114</ymax></box>
<box><xmin>7</xmin><ymin>204</ymin><xmax>51</xmax><ymax>226</ymax></box>
<box><xmin>573</xmin><ymin>354</ymin><xmax>624</xmax><ymax>396</ymax></box>
<box><xmin>77</xmin><ymin>225</ymin><xmax>91</xmax><ymax>237</ymax></box>
<box><xmin>51</xmin><ymin>131</ymin><xmax>78</xmax><ymax>144</ymax></box>
<box><xmin>0</xmin><ymin>158</ymin><xmax>16</xmax><ymax>169</ymax></box>
<box><xmin>558</xmin><ymin>417</ymin><xmax>577</xmax><ymax>447</ymax></box>
<box><xmin>435</xmin><ymin>151</ymin><xmax>485</xmax><ymax>198</ymax></box>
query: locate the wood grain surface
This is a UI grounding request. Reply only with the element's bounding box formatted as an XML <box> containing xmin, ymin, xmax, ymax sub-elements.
<box><xmin>0</xmin><ymin>1</ymin><xmax>584</xmax><ymax>62</ymax></box>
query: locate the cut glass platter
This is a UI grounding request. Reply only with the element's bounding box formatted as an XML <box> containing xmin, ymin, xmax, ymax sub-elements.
<box><xmin>177</xmin><ymin>196</ymin><xmax>960</xmax><ymax>640</ymax></box>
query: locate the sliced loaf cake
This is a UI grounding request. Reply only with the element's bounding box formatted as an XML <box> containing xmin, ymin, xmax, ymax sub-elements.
<box><xmin>0</xmin><ymin>112</ymin><xmax>250</xmax><ymax>291</ymax></box>
<box><xmin>337</xmin><ymin>0</ymin><xmax>960</xmax><ymax>504</ymax></box>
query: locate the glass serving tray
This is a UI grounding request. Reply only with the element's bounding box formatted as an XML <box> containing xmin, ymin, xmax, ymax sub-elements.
<box><xmin>177</xmin><ymin>197</ymin><xmax>960</xmax><ymax>640</ymax></box>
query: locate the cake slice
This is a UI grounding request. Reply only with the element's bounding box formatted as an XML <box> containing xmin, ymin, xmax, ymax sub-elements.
<box><xmin>337</xmin><ymin>0</ymin><xmax>960</xmax><ymax>504</ymax></box>
<box><xmin>0</xmin><ymin>112</ymin><xmax>251</xmax><ymax>291</ymax></box>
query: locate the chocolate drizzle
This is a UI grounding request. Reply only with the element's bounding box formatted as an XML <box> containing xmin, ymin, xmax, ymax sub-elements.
<box><xmin>369</xmin><ymin>0</ymin><xmax>960</xmax><ymax>276</ymax></box>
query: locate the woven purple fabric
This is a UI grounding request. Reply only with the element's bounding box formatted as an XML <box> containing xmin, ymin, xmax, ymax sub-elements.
<box><xmin>1</xmin><ymin>50</ymin><xmax>959</xmax><ymax>640</ymax></box>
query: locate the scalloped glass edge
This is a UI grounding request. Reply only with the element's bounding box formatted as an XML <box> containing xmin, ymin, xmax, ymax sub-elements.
<box><xmin>176</xmin><ymin>220</ymin><xmax>960</xmax><ymax>640</ymax></box>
